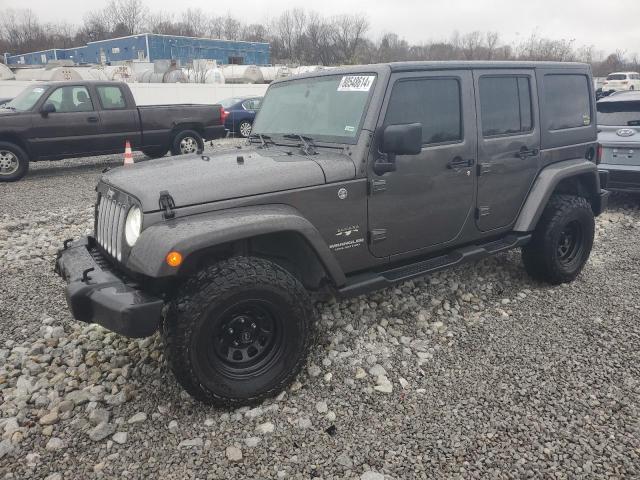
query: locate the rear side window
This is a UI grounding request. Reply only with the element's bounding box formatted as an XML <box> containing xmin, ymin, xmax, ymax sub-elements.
<box><xmin>544</xmin><ymin>74</ymin><xmax>592</xmax><ymax>130</ymax></box>
<box><xmin>607</xmin><ymin>74</ymin><xmax>627</xmax><ymax>81</ymax></box>
<box><xmin>479</xmin><ymin>76</ymin><xmax>533</xmax><ymax>136</ymax></box>
<box><xmin>97</xmin><ymin>86</ymin><xmax>126</xmax><ymax>110</ymax></box>
<box><xmin>385</xmin><ymin>78</ymin><xmax>462</xmax><ymax>145</ymax></box>
<box><xmin>597</xmin><ymin>100</ymin><xmax>640</xmax><ymax>126</ymax></box>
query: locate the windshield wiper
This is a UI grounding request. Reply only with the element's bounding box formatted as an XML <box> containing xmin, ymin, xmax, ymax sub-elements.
<box><xmin>248</xmin><ymin>133</ymin><xmax>274</xmax><ymax>148</ymax></box>
<box><xmin>282</xmin><ymin>134</ymin><xmax>317</xmax><ymax>155</ymax></box>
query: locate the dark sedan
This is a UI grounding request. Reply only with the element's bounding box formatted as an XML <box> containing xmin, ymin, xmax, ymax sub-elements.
<box><xmin>220</xmin><ymin>96</ymin><xmax>262</xmax><ymax>138</ymax></box>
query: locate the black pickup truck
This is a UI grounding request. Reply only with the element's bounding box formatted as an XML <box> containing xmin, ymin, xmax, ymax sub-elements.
<box><xmin>0</xmin><ymin>81</ymin><xmax>226</xmax><ymax>181</ymax></box>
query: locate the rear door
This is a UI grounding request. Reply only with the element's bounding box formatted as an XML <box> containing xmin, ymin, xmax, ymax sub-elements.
<box><xmin>367</xmin><ymin>70</ymin><xmax>477</xmax><ymax>257</ymax></box>
<box><xmin>30</xmin><ymin>85</ymin><xmax>102</xmax><ymax>158</ymax></box>
<box><xmin>474</xmin><ymin>70</ymin><xmax>541</xmax><ymax>232</ymax></box>
<box><xmin>94</xmin><ymin>84</ymin><xmax>141</xmax><ymax>152</ymax></box>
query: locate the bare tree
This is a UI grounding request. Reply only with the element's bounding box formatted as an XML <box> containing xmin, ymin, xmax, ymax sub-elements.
<box><xmin>105</xmin><ymin>0</ymin><xmax>146</xmax><ymax>36</ymax></box>
<box><xmin>332</xmin><ymin>14</ymin><xmax>369</xmax><ymax>64</ymax></box>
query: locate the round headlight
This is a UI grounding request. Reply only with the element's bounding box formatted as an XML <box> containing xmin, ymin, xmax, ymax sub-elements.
<box><xmin>124</xmin><ymin>206</ymin><xmax>142</xmax><ymax>247</ymax></box>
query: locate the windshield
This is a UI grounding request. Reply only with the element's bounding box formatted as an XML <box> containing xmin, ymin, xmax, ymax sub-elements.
<box><xmin>607</xmin><ymin>74</ymin><xmax>627</xmax><ymax>81</ymax></box>
<box><xmin>219</xmin><ymin>97</ymin><xmax>244</xmax><ymax>108</ymax></box>
<box><xmin>252</xmin><ymin>74</ymin><xmax>376</xmax><ymax>143</ymax></box>
<box><xmin>597</xmin><ymin>101</ymin><xmax>640</xmax><ymax>126</ymax></box>
<box><xmin>4</xmin><ymin>86</ymin><xmax>47</xmax><ymax>111</ymax></box>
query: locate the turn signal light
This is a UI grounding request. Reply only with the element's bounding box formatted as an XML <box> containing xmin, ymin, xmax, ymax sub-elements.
<box><xmin>166</xmin><ymin>251</ymin><xmax>183</xmax><ymax>267</ymax></box>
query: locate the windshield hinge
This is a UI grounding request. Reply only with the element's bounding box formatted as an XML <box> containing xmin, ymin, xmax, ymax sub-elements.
<box><xmin>159</xmin><ymin>190</ymin><xmax>176</xmax><ymax>219</ymax></box>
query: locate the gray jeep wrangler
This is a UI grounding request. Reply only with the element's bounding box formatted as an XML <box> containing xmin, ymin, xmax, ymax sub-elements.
<box><xmin>56</xmin><ymin>61</ymin><xmax>609</xmax><ymax>406</ymax></box>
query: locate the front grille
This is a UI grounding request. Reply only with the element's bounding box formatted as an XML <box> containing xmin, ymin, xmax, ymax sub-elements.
<box><xmin>95</xmin><ymin>194</ymin><xmax>128</xmax><ymax>261</ymax></box>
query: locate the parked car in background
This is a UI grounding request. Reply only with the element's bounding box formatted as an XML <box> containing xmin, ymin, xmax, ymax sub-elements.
<box><xmin>0</xmin><ymin>81</ymin><xmax>226</xmax><ymax>181</ymax></box>
<box><xmin>601</xmin><ymin>72</ymin><xmax>640</xmax><ymax>94</ymax></box>
<box><xmin>597</xmin><ymin>91</ymin><xmax>640</xmax><ymax>192</ymax></box>
<box><xmin>220</xmin><ymin>96</ymin><xmax>262</xmax><ymax>137</ymax></box>
<box><xmin>0</xmin><ymin>98</ymin><xmax>11</xmax><ymax>106</ymax></box>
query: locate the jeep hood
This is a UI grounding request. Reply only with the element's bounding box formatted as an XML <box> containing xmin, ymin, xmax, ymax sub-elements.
<box><xmin>102</xmin><ymin>146</ymin><xmax>355</xmax><ymax>211</ymax></box>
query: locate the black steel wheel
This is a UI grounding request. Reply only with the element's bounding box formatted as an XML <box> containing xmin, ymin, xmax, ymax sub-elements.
<box><xmin>164</xmin><ymin>257</ymin><xmax>314</xmax><ymax>406</ymax></box>
<box><xmin>522</xmin><ymin>194</ymin><xmax>594</xmax><ymax>284</ymax></box>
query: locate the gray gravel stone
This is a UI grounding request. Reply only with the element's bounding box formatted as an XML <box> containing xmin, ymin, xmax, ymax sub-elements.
<box><xmin>88</xmin><ymin>422</ymin><xmax>115</xmax><ymax>442</ymax></box>
<box><xmin>225</xmin><ymin>446</ymin><xmax>243</xmax><ymax>462</ymax></box>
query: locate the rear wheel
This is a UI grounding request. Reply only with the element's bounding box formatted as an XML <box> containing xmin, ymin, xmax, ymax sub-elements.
<box><xmin>522</xmin><ymin>194</ymin><xmax>594</xmax><ymax>284</ymax></box>
<box><xmin>164</xmin><ymin>257</ymin><xmax>314</xmax><ymax>406</ymax></box>
<box><xmin>238</xmin><ymin>120</ymin><xmax>252</xmax><ymax>138</ymax></box>
<box><xmin>171</xmin><ymin>130</ymin><xmax>204</xmax><ymax>156</ymax></box>
<box><xmin>0</xmin><ymin>142</ymin><xmax>29</xmax><ymax>182</ymax></box>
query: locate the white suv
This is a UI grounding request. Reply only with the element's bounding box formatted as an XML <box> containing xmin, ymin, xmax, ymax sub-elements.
<box><xmin>602</xmin><ymin>72</ymin><xmax>640</xmax><ymax>93</ymax></box>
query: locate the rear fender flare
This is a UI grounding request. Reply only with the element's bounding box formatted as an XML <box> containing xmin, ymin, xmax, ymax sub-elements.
<box><xmin>514</xmin><ymin>159</ymin><xmax>601</xmax><ymax>232</ymax></box>
<box><xmin>127</xmin><ymin>204</ymin><xmax>346</xmax><ymax>286</ymax></box>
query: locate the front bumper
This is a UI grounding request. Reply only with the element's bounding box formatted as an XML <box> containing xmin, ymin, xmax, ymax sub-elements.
<box><xmin>55</xmin><ymin>236</ymin><xmax>163</xmax><ymax>338</ymax></box>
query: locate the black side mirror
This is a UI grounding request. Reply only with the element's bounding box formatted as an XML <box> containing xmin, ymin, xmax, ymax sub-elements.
<box><xmin>41</xmin><ymin>103</ymin><xmax>56</xmax><ymax>117</ymax></box>
<box><xmin>374</xmin><ymin>123</ymin><xmax>423</xmax><ymax>175</ymax></box>
<box><xmin>382</xmin><ymin>123</ymin><xmax>423</xmax><ymax>156</ymax></box>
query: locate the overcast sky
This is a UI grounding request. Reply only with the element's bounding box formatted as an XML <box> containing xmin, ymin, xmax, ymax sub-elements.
<box><xmin>1</xmin><ymin>0</ymin><xmax>638</xmax><ymax>56</ymax></box>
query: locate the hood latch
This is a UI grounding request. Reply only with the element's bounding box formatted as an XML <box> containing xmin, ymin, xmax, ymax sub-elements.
<box><xmin>159</xmin><ymin>190</ymin><xmax>176</xmax><ymax>220</ymax></box>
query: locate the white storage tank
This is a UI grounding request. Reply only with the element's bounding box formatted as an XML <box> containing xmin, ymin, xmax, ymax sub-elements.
<box><xmin>259</xmin><ymin>66</ymin><xmax>291</xmax><ymax>83</ymax></box>
<box><xmin>163</xmin><ymin>68</ymin><xmax>188</xmax><ymax>83</ymax></box>
<box><xmin>222</xmin><ymin>65</ymin><xmax>264</xmax><ymax>84</ymax></box>
<box><xmin>0</xmin><ymin>63</ymin><xmax>15</xmax><ymax>80</ymax></box>
<box><xmin>13</xmin><ymin>68</ymin><xmax>46</xmax><ymax>81</ymax></box>
<box><xmin>102</xmin><ymin>65</ymin><xmax>135</xmax><ymax>82</ymax></box>
<box><xmin>185</xmin><ymin>68</ymin><xmax>225</xmax><ymax>84</ymax></box>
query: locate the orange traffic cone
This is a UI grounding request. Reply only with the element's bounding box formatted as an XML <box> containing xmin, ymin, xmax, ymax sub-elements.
<box><xmin>123</xmin><ymin>140</ymin><xmax>134</xmax><ymax>165</ymax></box>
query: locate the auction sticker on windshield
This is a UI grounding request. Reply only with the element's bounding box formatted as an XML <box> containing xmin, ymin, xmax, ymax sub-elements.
<box><xmin>338</xmin><ymin>75</ymin><xmax>375</xmax><ymax>92</ymax></box>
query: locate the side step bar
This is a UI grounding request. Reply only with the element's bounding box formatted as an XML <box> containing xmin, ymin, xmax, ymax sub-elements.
<box><xmin>338</xmin><ymin>234</ymin><xmax>531</xmax><ymax>298</ymax></box>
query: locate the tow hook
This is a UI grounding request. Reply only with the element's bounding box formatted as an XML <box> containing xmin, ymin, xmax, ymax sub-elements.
<box><xmin>81</xmin><ymin>267</ymin><xmax>95</xmax><ymax>283</ymax></box>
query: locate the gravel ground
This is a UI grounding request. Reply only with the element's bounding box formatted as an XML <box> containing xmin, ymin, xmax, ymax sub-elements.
<box><xmin>0</xmin><ymin>143</ymin><xmax>639</xmax><ymax>479</ymax></box>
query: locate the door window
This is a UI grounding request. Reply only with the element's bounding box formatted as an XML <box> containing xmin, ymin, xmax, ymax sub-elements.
<box><xmin>96</xmin><ymin>86</ymin><xmax>127</xmax><ymax>110</ymax></box>
<box><xmin>243</xmin><ymin>99</ymin><xmax>261</xmax><ymax>110</ymax></box>
<box><xmin>384</xmin><ymin>78</ymin><xmax>462</xmax><ymax>145</ymax></box>
<box><xmin>44</xmin><ymin>86</ymin><xmax>93</xmax><ymax>113</ymax></box>
<box><xmin>544</xmin><ymin>74</ymin><xmax>592</xmax><ymax>130</ymax></box>
<box><xmin>479</xmin><ymin>76</ymin><xmax>533</xmax><ymax>137</ymax></box>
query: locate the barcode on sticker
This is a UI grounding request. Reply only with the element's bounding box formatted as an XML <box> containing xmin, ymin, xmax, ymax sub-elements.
<box><xmin>338</xmin><ymin>75</ymin><xmax>375</xmax><ymax>92</ymax></box>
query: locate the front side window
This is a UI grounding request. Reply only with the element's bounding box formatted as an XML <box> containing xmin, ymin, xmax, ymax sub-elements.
<box><xmin>252</xmin><ymin>74</ymin><xmax>376</xmax><ymax>142</ymax></box>
<box><xmin>479</xmin><ymin>76</ymin><xmax>533</xmax><ymax>137</ymax></box>
<box><xmin>44</xmin><ymin>86</ymin><xmax>93</xmax><ymax>113</ymax></box>
<box><xmin>384</xmin><ymin>78</ymin><xmax>462</xmax><ymax>145</ymax></box>
<box><xmin>97</xmin><ymin>86</ymin><xmax>126</xmax><ymax>110</ymax></box>
<box><xmin>544</xmin><ymin>74</ymin><xmax>592</xmax><ymax>130</ymax></box>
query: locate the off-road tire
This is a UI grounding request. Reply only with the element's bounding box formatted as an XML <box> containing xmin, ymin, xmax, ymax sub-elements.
<box><xmin>522</xmin><ymin>194</ymin><xmax>594</xmax><ymax>284</ymax></box>
<box><xmin>0</xmin><ymin>141</ymin><xmax>29</xmax><ymax>182</ymax></box>
<box><xmin>141</xmin><ymin>147</ymin><xmax>168</xmax><ymax>159</ymax></box>
<box><xmin>164</xmin><ymin>256</ymin><xmax>314</xmax><ymax>406</ymax></box>
<box><xmin>171</xmin><ymin>129</ymin><xmax>204</xmax><ymax>156</ymax></box>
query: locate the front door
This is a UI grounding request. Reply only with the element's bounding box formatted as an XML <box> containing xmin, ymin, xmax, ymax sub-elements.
<box><xmin>473</xmin><ymin>70</ymin><xmax>541</xmax><ymax>231</ymax></box>
<box><xmin>30</xmin><ymin>85</ymin><xmax>102</xmax><ymax>159</ymax></box>
<box><xmin>368</xmin><ymin>70</ymin><xmax>477</xmax><ymax>258</ymax></box>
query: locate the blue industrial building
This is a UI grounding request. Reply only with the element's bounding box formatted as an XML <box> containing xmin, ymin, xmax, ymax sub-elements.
<box><xmin>5</xmin><ymin>33</ymin><xmax>270</xmax><ymax>66</ymax></box>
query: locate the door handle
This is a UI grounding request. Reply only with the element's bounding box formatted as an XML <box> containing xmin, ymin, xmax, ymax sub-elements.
<box><xmin>516</xmin><ymin>147</ymin><xmax>539</xmax><ymax>159</ymax></box>
<box><xmin>87</xmin><ymin>116</ymin><xmax>99</xmax><ymax>123</ymax></box>
<box><xmin>447</xmin><ymin>157</ymin><xmax>474</xmax><ymax>169</ymax></box>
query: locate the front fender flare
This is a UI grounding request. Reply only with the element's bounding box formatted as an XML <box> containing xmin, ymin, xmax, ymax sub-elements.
<box><xmin>127</xmin><ymin>204</ymin><xmax>347</xmax><ymax>286</ymax></box>
<box><xmin>514</xmin><ymin>159</ymin><xmax>601</xmax><ymax>232</ymax></box>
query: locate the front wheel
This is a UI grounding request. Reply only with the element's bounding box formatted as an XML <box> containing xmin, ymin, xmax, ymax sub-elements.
<box><xmin>164</xmin><ymin>257</ymin><xmax>314</xmax><ymax>406</ymax></box>
<box><xmin>522</xmin><ymin>194</ymin><xmax>595</xmax><ymax>284</ymax></box>
<box><xmin>0</xmin><ymin>142</ymin><xmax>29</xmax><ymax>182</ymax></box>
<box><xmin>171</xmin><ymin>130</ymin><xmax>204</xmax><ymax>156</ymax></box>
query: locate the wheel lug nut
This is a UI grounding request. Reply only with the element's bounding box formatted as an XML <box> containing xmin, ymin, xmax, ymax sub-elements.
<box><xmin>233</xmin><ymin>341</ymin><xmax>239</xmax><ymax>346</ymax></box>
<box><xmin>227</xmin><ymin>328</ymin><xmax>234</xmax><ymax>334</ymax></box>
<box><xmin>251</xmin><ymin>323</ymin><xmax>257</xmax><ymax>329</ymax></box>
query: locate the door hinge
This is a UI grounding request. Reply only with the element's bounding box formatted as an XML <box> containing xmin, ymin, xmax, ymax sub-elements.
<box><xmin>369</xmin><ymin>178</ymin><xmax>387</xmax><ymax>194</ymax></box>
<box><xmin>477</xmin><ymin>163</ymin><xmax>491</xmax><ymax>176</ymax></box>
<box><xmin>476</xmin><ymin>207</ymin><xmax>491</xmax><ymax>219</ymax></box>
<box><xmin>159</xmin><ymin>190</ymin><xmax>176</xmax><ymax>219</ymax></box>
<box><xmin>369</xmin><ymin>229</ymin><xmax>387</xmax><ymax>243</ymax></box>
